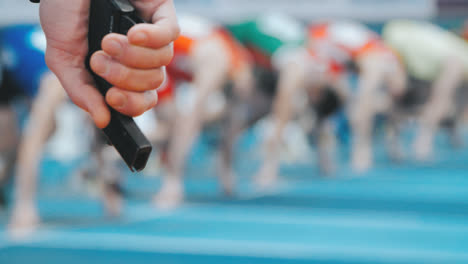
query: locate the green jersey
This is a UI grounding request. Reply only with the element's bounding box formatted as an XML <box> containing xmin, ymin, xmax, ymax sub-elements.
<box><xmin>227</xmin><ymin>13</ymin><xmax>306</xmax><ymax>58</ymax></box>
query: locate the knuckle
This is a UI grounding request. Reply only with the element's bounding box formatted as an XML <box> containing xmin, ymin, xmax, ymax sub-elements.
<box><xmin>133</xmin><ymin>104</ymin><xmax>147</xmax><ymax>116</ymax></box>
<box><xmin>119</xmin><ymin>98</ymin><xmax>140</xmax><ymax>116</ymax></box>
<box><xmin>147</xmin><ymin>79</ymin><xmax>161</xmax><ymax>91</ymax></box>
<box><xmin>149</xmin><ymin>95</ymin><xmax>158</xmax><ymax>109</ymax></box>
<box><xmin>159</xmin><ymin>26</ymin><xmax>171</xmax><ymax>41</ymax></box>
<box><xmin>160</xmin><ymin>46</ymin><xmax>174</xmax><ymax>66</ymax></box>
<box><xmin>171</xmin><ymin>23</ymin><xmax>181</xmax><ymax>41</ymax></box>
<box><xmin>145</xmin><ymin>70</ymin><xmax>164</xmax><ymax>91</ymax></box>
<box><xmin>154</xmin><ymin>70</ymin><xmax>166</xmax><ymax>88</ymax></box>
<box><xmin>153</xmin><ymin>92</ymin><xmax>159</xmax><ymax>106</ymax></box>
<box><xmin>144</xmin><ymin>91</ymin><xmax>158</xmax><ymax>111</ymax></box>
<box><xmin>159</xmin><ymin>25</ymin><xmax>178</xmax><ymax>44</ymax></box>
<box><xmin>146</xmin><ymin>90</ymin><xmax>158</xmax><ymax>102</ymax></box>
<box><xmin>119</xmin><ymin>42</ymin><xmax>131</xmax><ymax>59</ymax></box>
<box><xmin>112</xmin><ymin>65</ymin><xmax>130</xmax><ymax>87</ymax></box>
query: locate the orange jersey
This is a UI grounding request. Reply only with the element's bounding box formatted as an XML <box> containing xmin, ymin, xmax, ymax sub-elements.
<box><xmin>306</xmin><ymin>47</ymin><xmax>346</xmax><ymax>78</ymax></box>
<box><xmin>171</xmin><ymin>28</ymin><xmax>252</xmax><ymax>80</ymax></box>
<box><xmin>308</xmin><ymin>22</ymin><xmax>389</xmax><ymax>61</ymax></box>
<box><xmin>463</xmin><ymin>22</ymin><xmax>468</xmax><ymax>42</ymax></box>
<box><xmin>157</xmin><ymin>73</ymin><xmax>175</xmax><ymax>104</ymax></box>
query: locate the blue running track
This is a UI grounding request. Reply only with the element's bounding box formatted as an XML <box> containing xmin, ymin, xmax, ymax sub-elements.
<box><xmin>1</xmin><ymin>130</ymin><xmax>468</xmax><ymax>264</ymax></box>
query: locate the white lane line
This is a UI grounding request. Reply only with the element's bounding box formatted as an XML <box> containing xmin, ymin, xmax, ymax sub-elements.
<box><xmin>0</xmin><ymin>204</ymin><xmax>176</xmax><ymax>245</ymax></box>
<box><xmin>0</xmin><ymin>181</ymin><xmax>289</xmax><ymax>245</ymax></box>
<box><xmin>165</xmin><ymin>207</ymin><xmax>468</xmax><ymax>233</ymax></box>
<box><xmin>122</xmin><ymin>204</ymin><xmax>176</xmax><ymax>223</ymax></box>
<box><xmin>0</xmin><ymin>228</ymin><xmax>58</xmax><ymax>249</ymax></box>
<box><xmin>184</xmin><ymin>202</ymin><xmax>435</xmax><ymax>219</ymax></box>
<box><xmin>118</xmin><ymin>180</ymin><xmax>293</xmax><ymax>225</ymax></box>
<box><xmin>5</xmin><ymin>231</ymin><xmax>468</xmax><ymax>263</ymax></box>
<box><xmin>276</xmin><ymin>181</ymin><xmax>468</xmax><ymax>201</ymax></box>
<box><xmin>236</xmin><ymin>181</ymin><xmax>293</xmax><ymax>201</ymax></box>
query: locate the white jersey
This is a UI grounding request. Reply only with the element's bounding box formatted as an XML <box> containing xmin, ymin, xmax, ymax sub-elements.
<box><xmin>177</xmin><ymin>14</ymin><xmax>218</xmax><ymax>40</ymax></box>
<box><xmin>327</xmin><ymin>21</ymin><xmax>377</xmax><ymax>51</ymax></box>
<box><xmin>383</xmin><ymin>20</ymin><xmax>468</xmax><ymax>81</ymax></box>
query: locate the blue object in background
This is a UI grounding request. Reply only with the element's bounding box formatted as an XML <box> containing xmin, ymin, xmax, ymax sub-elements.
<box><xmin>0</xmin><ymin>24</ymin><xmax>48</xmax><ymax>98</ymax></box>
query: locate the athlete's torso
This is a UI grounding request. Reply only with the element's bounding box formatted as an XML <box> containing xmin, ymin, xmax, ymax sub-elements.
<box><xmin>309</xmin><ymin>21</ymin><xmax>388</xmax><ymax>64</ymax></box>
<box><xmin>170</xmin><ymin>15</ymin><xmax>252</xmax><ymax>82</ymax></box>
<box><xmin>383</xmin><ymin>20</ymin><xmax>468</xmax><ymax>81</ymax></box>
<box><xmin>227</xmin><ymin>13</ymin><xmax>306</xmax><ymax>68</ymax></box>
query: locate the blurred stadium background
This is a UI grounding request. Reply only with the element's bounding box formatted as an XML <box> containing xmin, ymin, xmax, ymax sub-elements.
<box><xmin>2</xmin><ymin>1</ymin><xmax>466</xmax><ymax>33</ymax></box>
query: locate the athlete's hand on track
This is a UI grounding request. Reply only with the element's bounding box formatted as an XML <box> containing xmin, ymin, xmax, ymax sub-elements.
<box><xmin>39</xmin><ymin>0</ymin><xmax>179</xmax><ymax>128</ymax></box>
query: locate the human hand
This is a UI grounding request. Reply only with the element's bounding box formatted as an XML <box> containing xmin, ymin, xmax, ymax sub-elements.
<box><xmin>39</xmin><ymin>0</ymin><xmax>179</xmax><ymax>128</ymax></box>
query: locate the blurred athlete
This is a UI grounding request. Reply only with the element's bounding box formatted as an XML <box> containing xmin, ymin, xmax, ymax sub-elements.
<box><xmin>384</xmin><ymin>20</ymin><xmax>468</xmax><ymax>160</ymax></box>
<box><xmin>0</xmin><ymin>25</ymin><xmax>121</xmax><ymax>236</ymax></box>
<box><xmin>257</xmin><ymin>46</ymin><xmax>349</xmax><ymax>187</ymax></box>
<box><xmin>0</xmin><ymin>24</ymin><xmax>64</xmax><ymax>233</ymax></box>
<box><xmin>154</xmin><ymin>15</ymin><xmax>255</xmax><ymax>208</ymax></box>
<box><xmin>308</xmin><ymin>21</ymin><xmax>407</xmax><ymax>172</ymax></box>
<box><xmin>228</xmin><ymin>14</ymin><xmax>348</xmax><ymax>187</ymax></box>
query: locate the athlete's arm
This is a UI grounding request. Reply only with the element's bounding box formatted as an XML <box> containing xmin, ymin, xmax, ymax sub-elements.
<box><xmin>33</xmin><ymin>0</ymin><xmax>179</xmax><ymax>128</ymax></box>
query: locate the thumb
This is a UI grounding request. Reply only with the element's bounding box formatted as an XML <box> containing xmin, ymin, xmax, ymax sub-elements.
<box><xmin>45</xmin><ymin>47</ymin><xmax>111</xmax><ymax>129</ymax></box>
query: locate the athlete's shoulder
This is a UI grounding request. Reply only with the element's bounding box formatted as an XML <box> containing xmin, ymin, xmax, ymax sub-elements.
<box><xmin>177</xmin><ymin>14</ymin><xmax>219</xmax><ymax>40</ymax></box>
<box><xmin>256</xmin><ymin>13</ymin><xmax>305</xmax><ymax>42</ymax></box>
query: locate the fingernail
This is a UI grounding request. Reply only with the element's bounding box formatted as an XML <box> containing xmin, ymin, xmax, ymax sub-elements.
<box><xmin>109</xmin><ymin>91</ymin><xmax>127</xmax><ymax>109</ymax></box>
<box><xmin>132</xmin><ymin>32</ymin><xmax>147</xmax><ymax>45</ymax></box>
<box><xmin>144</xmin><ymin>91</ymin><xmax>156</xmax><ymax>105</ymax></box>
<box><xmin>92</xmin><ymin>54</ymin><xmax>109</xmax><ymax>75</ymax></box>
<box><xmin>106</xmin><ymin>40</ymin><xmax>122</xmax><ymax>57</ymax></box>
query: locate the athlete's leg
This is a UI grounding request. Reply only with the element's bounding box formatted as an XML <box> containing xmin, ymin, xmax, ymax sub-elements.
<box><xmin>154</xmin><ymin>38</ymin><xmax>230</xmax><ymax>208</ymax></box>
<box><xmin>9</xmin><ymin>73</ymin><xmax>66</xmax><ymax>236</ymax></box>
<box><xmin>383</xmin><ymin>57</ymin><xmax>408</xmax><ymax>162</ymax></box>
<box><xmin>97</xmin><ymin>143</ymin><xmax>123</xmax><ymax>217</ymax></box>
<box><xmin>413</xmin><ymin>56</ymin><xmax>465</xmax><ymax>160</ymax></box>
<box><xmin>152</xmin><ymin>100</ymin><xmax>177</xmax><ymax>145</ymax></box>
<box><xmin>0</xmin><ymin>105</ymin><xmax>19</xmax><ymax>209</ymax></box>
<box><xmin>0</xmin><ymin>106</ymin><xmax>19</xmax><ymax>184</ymax></box>
<box><xmin>218</xmin><ymin>65</ymin><xmax>256</xmax><ymax>195</ymax></box>
<box><xmin>314</xmin><ymin>75</ymin><xmax>349</xmax><ymax>174</ymax></box>
<box><xmin>255</xmin><ymin>61</ymin><xmax>306</xmax><ymax>188</ymax></box>
<box><xmin>316</xmin><ymin>120</ymin><xmax>337</xmax><ymax>175</ymax></box>
<box><xmin>351</xmin><ymin>53</ymin><xmax>389</xmax><ymax>172</ymax></box>
<box><xmin>385</xmin><ymin>109</ymin><xmax>406</xmax><ymax>162</ymax></box>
